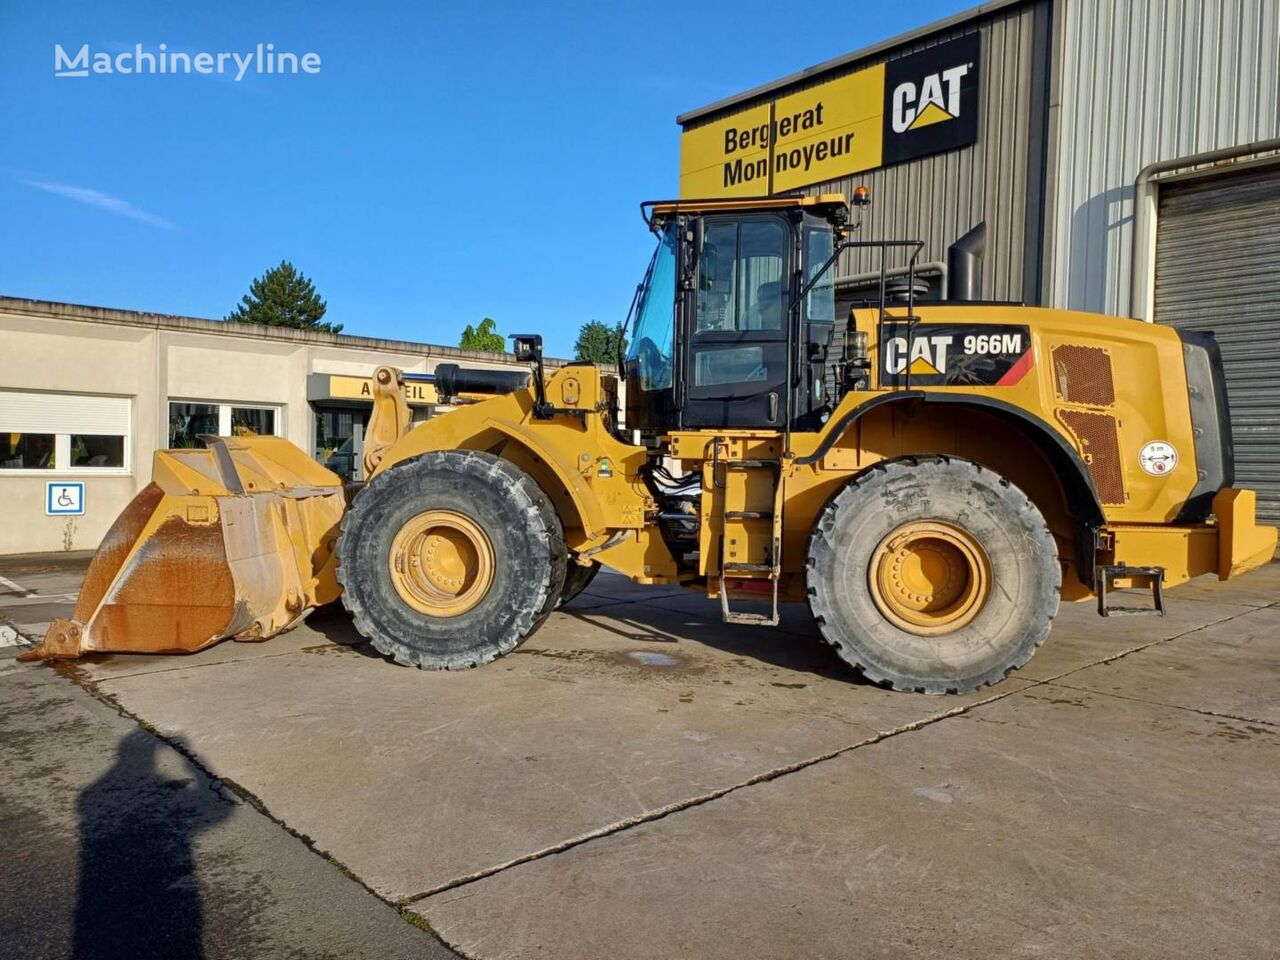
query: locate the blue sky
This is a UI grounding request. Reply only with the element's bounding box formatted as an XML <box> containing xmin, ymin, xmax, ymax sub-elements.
<box><xmin>0</xmin><ymin>0</ymin><xmax>971</xmax><ymax>358</ymax></box>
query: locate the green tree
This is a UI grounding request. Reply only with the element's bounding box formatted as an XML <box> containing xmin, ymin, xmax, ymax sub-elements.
<box><xmin>459</xmin><ymin>317</ymin><xmax>506</xmax><ymax>353</ymax></box>
<box><xmin>574</xmin><ymin>320</ymin><xmax>627</xmax><ymax>364</ymax></box>
<box><xmin>226</xmin><ymin>260</ymin><xmax>341</xmax><ymax>333</ymax></box>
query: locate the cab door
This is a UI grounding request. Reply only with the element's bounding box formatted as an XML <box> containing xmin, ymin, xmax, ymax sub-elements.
<box><xmin>679</xmin><ymin>215</ymin><xmax>793</xmax><ymax>429</ymax></box>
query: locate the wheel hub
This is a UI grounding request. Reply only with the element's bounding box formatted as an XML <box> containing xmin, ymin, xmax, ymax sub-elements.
<box><xmin>869</xmin><ymin>521</ymin><xmax>990</xmax><ymax>635</ymax></box>
<box><xmin>388</xmin><ymin>510</ymin><xmax>495</xmax><ymax>617</ymax></box>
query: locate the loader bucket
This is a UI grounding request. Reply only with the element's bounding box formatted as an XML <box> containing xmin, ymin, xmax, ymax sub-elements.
<box><xmin>21</xmin><ymin>436</ymin><xmax>348</xmax><ymax>661</ymax></box>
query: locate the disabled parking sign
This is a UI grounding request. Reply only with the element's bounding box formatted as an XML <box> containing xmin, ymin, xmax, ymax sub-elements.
<box><xmin>46</xmin><ymin>481</ymin><xmax>85</xmax><ymax>516</ymax></box>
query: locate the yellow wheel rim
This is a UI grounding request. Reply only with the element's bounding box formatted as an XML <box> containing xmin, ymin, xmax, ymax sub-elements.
<box><xmin>869</xmin><ymin>521</ymin><xmax>991</xmax><ymax>636</ymax></box>
<box><xmin>388</xmin><ymin>510</ymin><xmax>495</xmax><ymax>617</ymax></box>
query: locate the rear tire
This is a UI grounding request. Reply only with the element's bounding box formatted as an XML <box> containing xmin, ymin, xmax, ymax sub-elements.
<box><xmin>337</xmin><ymin>450</ymin><xmax>566</xmax><ymax>669</ymax></box>
<box><xmin>806</xmin><ymin>456</ymin><xmax>1059</xmax><ymax>694</ymax></box>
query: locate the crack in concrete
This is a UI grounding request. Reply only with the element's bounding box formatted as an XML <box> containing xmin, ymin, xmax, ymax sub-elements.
<box><xmin>85</xmin><ymin>645</ymin><xmax>352</xmax><ymax>683</ymax></box>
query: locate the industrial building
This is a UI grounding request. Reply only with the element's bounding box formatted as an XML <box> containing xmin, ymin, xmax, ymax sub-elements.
<box><xmin>678</xmin><ymin>0</ymin><xmax>1280</xmax><ymax>521</ymax></box>
<box><xmin>0</xmin><ymin>297</ymin><xmax>539</xmax><ymax>554</ymax></box>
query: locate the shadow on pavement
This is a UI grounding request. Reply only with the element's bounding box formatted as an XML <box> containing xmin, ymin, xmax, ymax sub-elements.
<box><xmin>559</xmin><ymin>600</ymin><xmax>864</xmax><ymax>684</ymax></box>
<box><xmin>74</xmin><ymin>730</ymin><xmax>228</xmax><ymax>960</ymax></box>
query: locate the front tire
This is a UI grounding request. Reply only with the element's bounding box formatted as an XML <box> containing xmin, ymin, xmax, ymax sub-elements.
<box><xmin>806</xmin><ymin>456</ymin><xmax>1060</xmax><ymax>694</ymax></box>
<box><xmin>337</xmin><ymin>450</ymin><xmax>566</xmax><ymax>669</ymax></box>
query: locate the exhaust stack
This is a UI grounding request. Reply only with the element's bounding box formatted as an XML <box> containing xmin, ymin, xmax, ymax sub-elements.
<box><xmin>947</xmin><ymin>222</ymin><xmax>986</xmax><ymax>301</ymax></box>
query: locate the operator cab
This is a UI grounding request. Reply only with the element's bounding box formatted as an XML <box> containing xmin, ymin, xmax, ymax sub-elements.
<box><xmin>624</xmin><ymin>196</ymin><xmax>847</xmax><ymax>435</ymax></box>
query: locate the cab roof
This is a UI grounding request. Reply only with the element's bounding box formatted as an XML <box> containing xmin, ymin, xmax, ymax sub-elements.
<box><xmin>643</xmin><ymin>194</ymin><xmax>848</xmax><ymax>228</ymax></box>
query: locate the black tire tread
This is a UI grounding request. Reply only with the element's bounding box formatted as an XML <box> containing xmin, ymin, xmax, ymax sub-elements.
<box><xmin>806</xmin><ymin>455</ymin><xmax>1061</xmax><ymax>694</ymax></box>
<box><xmin>337</xmin><ymin>450</ymin><xmax>566</xmax><ymax>670</ymax></box>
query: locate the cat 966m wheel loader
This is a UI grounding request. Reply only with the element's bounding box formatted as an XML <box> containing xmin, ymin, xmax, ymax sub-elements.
<box><xmin>26</xmin><ymin>193</ymin><xmax>1276</xmax><ymax>693</ymax></box>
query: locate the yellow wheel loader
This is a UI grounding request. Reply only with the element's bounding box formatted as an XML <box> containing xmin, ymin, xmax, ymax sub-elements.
<box><xmin>27</xmin><ymin>193</ymin><xmax>1276</xmax><ymax>694</ymax></box>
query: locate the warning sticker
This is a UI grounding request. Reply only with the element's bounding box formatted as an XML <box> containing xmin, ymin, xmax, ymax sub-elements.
<box><xmin>879</xmin><ymin>323</ymin><xmax>1034</xmax><ymax>387</ymax></box>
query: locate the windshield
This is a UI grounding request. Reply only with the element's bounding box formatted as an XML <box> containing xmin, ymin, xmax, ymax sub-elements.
<box><xmin>625</xmin><ymin>224</ymin><xmax>676</xmax><ymax>391</ymax></box>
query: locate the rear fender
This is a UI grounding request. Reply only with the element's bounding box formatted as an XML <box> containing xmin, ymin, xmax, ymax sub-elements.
<box><xmin>800</xmin><ymin>392</ymin><xmax>1107</xmax><ymax>588</ymax></box>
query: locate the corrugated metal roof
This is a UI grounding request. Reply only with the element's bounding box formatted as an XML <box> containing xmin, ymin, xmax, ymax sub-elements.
<box><xmin>676</xmin><ymin>0</ymin><xmax>1031</xmax><ymax>126</ymax></box>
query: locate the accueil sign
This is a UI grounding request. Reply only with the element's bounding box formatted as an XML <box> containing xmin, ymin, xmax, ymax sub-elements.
<box><xmin>680</xmin><ymin>33</ymin><xmax>981</xmax><ymax>197</ymax></box>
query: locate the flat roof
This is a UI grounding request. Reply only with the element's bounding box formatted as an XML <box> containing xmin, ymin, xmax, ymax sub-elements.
<box><xmin>676</xmin><ymin>0</ymin><xmax>1028</xmax><ymax>126</ymax></box>
<box><xmin>0</xmin><ymin>295</ymin><xmax>570</xmax><ymax>366</ymax></box>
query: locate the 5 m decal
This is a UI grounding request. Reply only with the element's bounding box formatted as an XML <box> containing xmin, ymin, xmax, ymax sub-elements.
<box><xmin>880</xmin><ymin>323</ymin><xmax>1033</xmax><ymax>387</ymax></box>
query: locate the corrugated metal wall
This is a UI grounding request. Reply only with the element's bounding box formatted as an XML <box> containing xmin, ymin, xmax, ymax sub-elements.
<box><xmin>680</xmin><ymin>0</ymin><xmax>1048</xmax><ymax>303</ymax></box>
<box><xmin>812</xmin><ymin>1</ymin><xmax>1045</xmax><ymax>301</ymax></box>
<box><xmin>1046</xmin><ymin>0</ymin><xmax>1280</xmax><ymax>315</ymax></box>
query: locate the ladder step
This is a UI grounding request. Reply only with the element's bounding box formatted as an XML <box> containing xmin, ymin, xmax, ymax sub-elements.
<box><xmin>724</xmin><ymin>459</ymin><xmax>778</xmax><ymax>469</ymax></box>
<box><xmin>723</xmin><ymin>562</ymin><xmax>773</xmax><ymax>573</ymax></box>
<box><xmin>1095</xmin><ymin>564</ymin><xmax>1166</xmax><ymax>618</ymax></box>
<box><xmin>723</xmin><ymin>611</ymin><xmax>778</xmax><ymax>626</ymax></box>
<box><xmin>724</xmin><ymin>511</ymin><xmax>772</xmax><ymax>520</ymax></box>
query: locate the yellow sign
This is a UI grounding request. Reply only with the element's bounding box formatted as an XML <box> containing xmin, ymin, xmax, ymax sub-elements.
<box><xmin>770</xmin><ymin>67</ymin><xmax>884</xmax><ymax>193</ymax></box>
<box><xmin>679</xmin><ymin>34</ymin><xmax>980</xmax><ymax>197</ymax></box>
<box><xmin>680</xmin><ymin>102</ymin><xmax>772</xmax><ymax>197</ymax></box>
<box><xmin>680</xmin><ymin>65</ymin><xmax>884</xmax><ymax>197</ymax></box>
<box><xmin>326</xmin><ymin>375</ymin><xmax>438</xmax><ymax>406</ymax></box>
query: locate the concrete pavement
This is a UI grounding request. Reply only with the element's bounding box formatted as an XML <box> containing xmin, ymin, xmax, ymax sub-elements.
<box><xmin>0</xmin><ymin>647</ymin><xmax>459</xmax><ymax>960</ymax></box>
<box><xmin>1</xmin><ymin>552</ymin><xmax>1276</xmax><ymax>958</ymax></box>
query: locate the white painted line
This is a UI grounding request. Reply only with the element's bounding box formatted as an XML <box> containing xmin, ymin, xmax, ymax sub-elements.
<box><xmin>0</xmin><ymin>623</ymin><xmax>25</xmax><ymax>647</ymax></box>
<box><xmin>0</xmin><ymin>574</ymin><xmax>35</xmax><ymax>598</ymax></box>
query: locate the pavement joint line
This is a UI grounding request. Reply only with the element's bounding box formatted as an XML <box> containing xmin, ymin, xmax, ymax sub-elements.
<box><xmin>1043</xmin><ymin>679</ymin><xmax>1277</xmax><ymax>727</ymax></box>
<box><xmin>399</xmin><ymin>607</ymin><xmax>1271</xmax><ymax>904</ymax></box>
<box><xmin>22</xmin><ymin>584</ymin><xmax>1269</xmax><ymax>930</ymax></box>
<box><xmin>37</xmin><ymin>659</ymin><xmax>461</xmax><ymax>957</ymax></box>
<box><xmin>397</xmin><ymin>683</ymin><xmax>1035</xmax><ymax>907</ymax></box>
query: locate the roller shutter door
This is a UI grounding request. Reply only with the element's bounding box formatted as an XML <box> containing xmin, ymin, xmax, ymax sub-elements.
<box><xmin>1153</xmin><ymin>164</ymin><xmax>1280</xmax><ymax>524</ymax></box>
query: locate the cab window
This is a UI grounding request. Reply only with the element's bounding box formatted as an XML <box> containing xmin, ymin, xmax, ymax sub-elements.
<box><xmin>696</xmin><ymin>218</ymin><xmax>787</xmax><ymax>332</ymax></box>
<box><xmin>804</xmin><ymin>223</ymin><xmax>836</xmax><ymax>323</ymax></box>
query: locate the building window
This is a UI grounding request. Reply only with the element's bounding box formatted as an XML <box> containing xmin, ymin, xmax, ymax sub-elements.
<box><xmin>69</xmin><ymin>434</ymin><xmax>125</xmax><ymax>468</ymax></box>
<box><xmin>1</xmin><ymin>432</ymin><xmax>56</xmax><ymax>469</ymax></box>
<box><xmin>168</xmin><ymin>403</ymin><xmax>219</xmax><ymax>448</ymax></box>
<box><xmin>0</xmin><ymin>390</ymin><xmax>131</xmax><ymax>474</ymax></box>
<box><xmin>168</xmin><ymin>401</ymin><xmax>281</xmax><ymax>447</ymax></box>
<box><xmin>231</xmin><ymin>406</ymin><xmax>275</xmax><ymax>437</ymax></box>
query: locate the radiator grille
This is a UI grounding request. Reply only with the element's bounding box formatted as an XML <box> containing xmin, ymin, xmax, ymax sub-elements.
<box><xmin>1057</xmin><ymin>409</ymin><xmax>1126</xmax><ymax>505</ymax></box>
<box><xmin>1052</xmin><ymin>345</ymin><xmax>1115</xmax><ymax>407</ymax></box>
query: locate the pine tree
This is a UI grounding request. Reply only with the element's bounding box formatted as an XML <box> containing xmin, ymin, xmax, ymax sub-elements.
<box><xmin>459</xmin><ymin>317</ymin><xmax>506</xmax><ymax>353</ymax></box>
<box><xmin>226</xmin><ymin>260</ymin><xmax>341</xmax><ymax>333</ymax></box>
<box><xmin>574</xmin><ymin>320</ymin><xmax>627</xmax><ymax>364</ymax></box>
